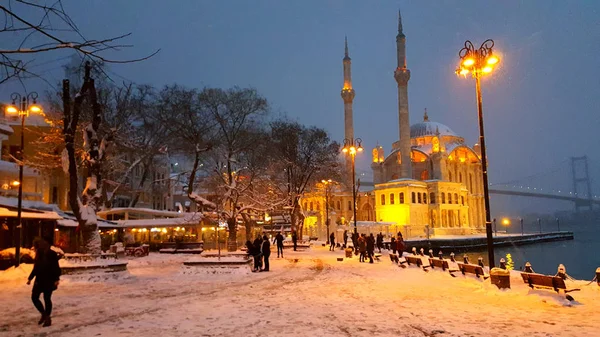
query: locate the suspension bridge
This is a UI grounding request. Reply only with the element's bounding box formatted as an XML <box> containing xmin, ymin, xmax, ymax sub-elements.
<box><xmin>489</xmin><ymin>156</ymin><xmax>598</xmax><ymax>211</ymax></box>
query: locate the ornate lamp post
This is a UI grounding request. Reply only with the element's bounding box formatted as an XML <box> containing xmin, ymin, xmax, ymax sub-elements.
<box><xmin>5</xmin><ymin>92</ymin><xmax>43</xmax><ymax>267</ymax></box>
<box><xmin>456</xmin><ymin>39</ymin><xmax>500</xmax><ymax>268</ymax></box>
<box><xmin>341</xmin><ymin>138</ymin><xmax>363</xmax><ymax>235</ymax></box>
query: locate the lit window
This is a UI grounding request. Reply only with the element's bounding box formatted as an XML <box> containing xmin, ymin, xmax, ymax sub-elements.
<box><xmin>417</xmin><ymin>193</ymin><xmax>422</xmax><ymax>204</ymax></box>
<box><xmin>411</xmin><ymin>192</ymin><xmax>416</xmax><ymax>203</ymax></box>
<box><xmin>381</xmin><ymin>194</ymin><xmax>386</xmax><ymax>206</ymax></box>
<box><xmin>390</xmin><ymin>193</ymin><xmax>395</xmax><ymax>205</ymax></box>
<box><xmin>399</xmin><ymin>192</ymin><xmax>404</xmax><ymax>204</ymax></box>
<box><xmin>423</xmin><ymin>193</ymin><xmax>427</xmax><ymax>204</ymax></box>
<box><xmin>441</xmin><ymin>193</ymin><xmax>446</xmax><ymax>204</ymax></box>
<box><xmin>454</xmin><ymin>194</ymin><xmax>459</xmax><ymax>205</ymax></box>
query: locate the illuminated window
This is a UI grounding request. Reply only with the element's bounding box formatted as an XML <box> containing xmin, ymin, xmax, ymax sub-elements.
<box><xmin>423</xmin><ymin>193</ymin><xmax>427</xmax><ymax>204</ymax></box>
<box><xmin>399</xmin><ymin>192</ymin><xmax>404</xmax><ymax>204</ymax></box>
<box><xmin>448</xmin><ymin>193</ymin><xmax>452</xmax><ymax>204</ymax></box>
<box><xmin>411</xmin><ymin>192</ymin><xmax>416</xmax><ymax>203</ymax></box>
<box><xmin>429</xmin><ymin>192</ymin><xmax>435</xmax><ymax>204</ymax></box>
<box><xmin>381</xmin><ymin>194</ymin><xmax>386</xmax><ymax>205</ymax></box>
<box><xmin>441</xmin><ymin>192</ymin><xmax>446</xmax><ymax>204</ymax></box>
<box><xmin>454</xmin><ymin>193</ymin><xmax>459</xmax><ymax>205</ymax></box>
<box><xmin>417</xmin><ymin>193</ymin><xmax>422</xmax><ymax>204</ymax></box>
<box><xmin>420</xmin><ymin>170</ymin><xmax>429</xmax><ymax>181</ymax></box>
<box><xmin>390</xmin><ymin>193</ymin><xmax>395</xmax><ymax>205</ymax></box>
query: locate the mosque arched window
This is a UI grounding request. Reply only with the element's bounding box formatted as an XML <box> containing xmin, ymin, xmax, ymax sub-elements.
<box><xmin>420</xmin><ymin>170</ymin><xmax>429</xmax><ymax>181</ymax></box>
<box><xmin>399</xmin><ymin>192</ymin><xmax>405</xmax><ymax>204</ymax></box>
<box><xmin>448</xmin><ymin>193</ymin><xmax>452</xmax><ymax>204</ymax></box>
<box><xmin>390</xmin><ymin>193</ymin><xmax>395</xmax><ymax>205</ymax></box>
<box><xmin>310</xmin><ymin>202</ymin><xmax>313</xmax><ymax>211</ymax></box>
<box><xmin>316</xmin><ymin>203</ymin><xmax>320</xmax><ymax>211</ymax></box>
<box><xmin>429</xmin><ymin>192</ymin><xmax>435</xmax><ymax>204</ymax></box>
<box><xmin>380</xmin><ymin>194</ymin><xmax>386</xmax><ymax>205</ymax></box>
<box><xmin>411</xmin><ymin>192</ymin><xmax>416</xmax><ymax>204</ymax></box>
<box><xmin>441</xmin><ymin>192</ymin><xmax>446</xmax><ymax>204</ymax></box>
<box><xmin>454</xmin><ymin>194</ymin><xmax>459</xmax><ymax>205</ymax></box>
<box><xmin>417</xmin><ymin>193</ymin><xmax>422</xmax><ymax>204</ymax></box>
<box><xmin>461</xmin><ymin>196</ymin><xmax>465</xmax><ymax>206</ymax></box>
<box><xmin>423</xmin><ymin>193</ymin><xmax>427</xmax><ymax>204</ymax></box>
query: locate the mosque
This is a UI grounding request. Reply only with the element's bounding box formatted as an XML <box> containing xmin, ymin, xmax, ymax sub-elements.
<box><xmin>302</xmin><ymin>12</ymin><xmax>486</xmax><ymax>239</ymax></box>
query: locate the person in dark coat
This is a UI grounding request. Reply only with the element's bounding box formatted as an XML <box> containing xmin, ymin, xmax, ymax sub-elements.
<box><xmin>252</xmin><ymin>236</ymin><xmax>263</xmax><ymax>271</ymax></box>
<box><xmin>352</xmin><ymin>231</ymin><xmax>359</xmax><ymax>253</ymax></box>
<box><xmin>27</xmin><ymin>238</ymin><xmax>61</xmax><ymax>327</ymax></box>
<box><xmin>358</xmin><ymin>234</ymin><xmax>367</xmax><ymax>262</ymax></box>
<box><xmin>396</xmin><ymin>233</ymin><xmax>406</xmax><ymax>256</ymax></box>
<box><xmin>291</xmin><ymin>230</ymin><xmax>298</xmax><ymax>251</ymax></box>
<box><xmin>329</xmin><ymin>232</ymin><xmax>335</xmax><ymax>251</ymax></box>
<box><xmin>273</xmin><ymin>232</ymin><xmax>285</xmax><ymax>258</ymax></box>
<box><xmin>390</xmin><ymin>236</ymin><xmax>397</xmax><ymax>255</ymax></box>
<box><xmin>376</xmin><ymin>232</ymin><xmax>384</xmax><ymax>253</ymax></box>
<box><xmin>367</xmin><ymin>233</ymin><xmax>375</xmax><ymax>263</ymax></box>
<box><xmin>343</xmin><ymin>230</ymin><xmax>348</xmax><ymax>248</ymax></box>
<box><xmin>260</xmin><ymin>235</ymin><xmax>271</xmax><ymax>271</ymax></box>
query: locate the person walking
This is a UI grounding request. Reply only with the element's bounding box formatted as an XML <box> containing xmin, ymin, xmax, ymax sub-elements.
<box><xmin>246</xmin><ymin>240</ymin><xmax>258</xmax><ymax>272</ymax></box>
<box><xmin>260</xmin><ymin>235</ymin><xmax>271</xmax><ymax>271</ymax></box>
<box><xmin>396</xmin><ymin>233</ymin><xmax>406</xmax><ymax>257</ymax></box>
<box><xmin>291</xmin><ymin>230</ymin><xmax>298</xmax><ymax>251</ymax></box>
<box><xmin>27</xmin><ymin>238</ymin><xmax>61</xmax><ymax>327</ymax></box>
<box><xmin>343</xmin><ymin>230</ymin><xmax>348</xmax><ymax>248</ymax></box>
<box><xmin>352</xmin><ymin>231</ymin><xmax>359</xmax><ymax>253</ymax></box>
<box><xmin>253</xmin><ymin>236</ymin><xmax>263</xmax><ymax>271</ymax></box>
<box><xmin>273</xmin><ymin>232</ymin><xmax>285</xmax><ymax>258</ymax></box>
<box><xmin>358</xmin><ymin>234</ymin><xmax>367</xmax><ymax>262</ymax></box>
<box><xmin>367</xmin><ymin>233</ymin><xmax>375</xmax><ymax>263</ymax></box>
<box><xmin>329</xmin><ymin>232</ymin><xmax>336</xmax><ymax>251</ymax></box>
<box><xmin>390</xmin><ymin>236</ymin><xmax>397</xmax><ymax>255</ymax></box>
<box><xmin>376</xmin><ymin>232</ymin><xmax>384</xmax><ymax>253</ymax></box>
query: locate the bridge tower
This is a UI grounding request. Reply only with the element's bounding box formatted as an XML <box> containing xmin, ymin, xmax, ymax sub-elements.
<box><xmin>571</xmin><ymin>156</ymin><xmax>593</xmax><ymax>211</ymax></box>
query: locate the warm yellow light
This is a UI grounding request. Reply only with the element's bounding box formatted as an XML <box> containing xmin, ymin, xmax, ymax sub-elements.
<box><xmin>487</xmin><ymin>56</ymin><xmax>499</xmax><ymax>65</ymax></box>
<box><xmin>459</xmin><ymin>68</ymin><xmax>469</xmax><ymax>76</ymax></box>
<box><xmin>357</xmin><ymin>146</ymin><xmax>363</xmax><ymax>152</ymax></box>
<box><xmin>29</xmin><ymin>104</ymin><xmax>42</xmax><ymax>114</ymax></box>
<box><xmin>462</xmin><ymin>58</ymin><xmax>475</xmax><ymax>67</ymax></box>
<box><xmin>482</xmin><ymin>66</ymin><xmax>493</xmax><ymax>73</ymax></box>
<box><xmin>342</xmin><ymin>147</ymin><xmax>348</xmax><ymax>153</ymax></box>
<box><xmin>502</xmin><ymin>218</ymin><xmax>510</xmax><ymax>226</ymax></box>
<box><xmin>54</xmin><ymin>228</ymin><xmax>59</xmax><ymax>232</ymax></box>
<box><xmin>11</xmin><ymin>180</ymin><xmax>20</xmax><ymax>187</ymax></box>
<box><xmin>5</xmin><ymin>105</ymin><xmax>18</xmax><ymax>115</ymax></box>
<box><xmin>162</xmin><ymin>228</ymin><xmax>167</xmax><ymax>233</ymax></box>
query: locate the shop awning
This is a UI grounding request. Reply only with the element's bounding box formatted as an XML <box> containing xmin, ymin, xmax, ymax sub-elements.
<box><xmin>0</xmin><ymin>207</ymin><xmax>62</xmax><ymax>220</ymax></box>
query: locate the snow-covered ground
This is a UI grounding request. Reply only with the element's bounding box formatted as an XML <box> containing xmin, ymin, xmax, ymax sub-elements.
<box><xmin>1</xmin><ymin>247</ymin><xmax>599</xmax><ymax>337</ymax></box>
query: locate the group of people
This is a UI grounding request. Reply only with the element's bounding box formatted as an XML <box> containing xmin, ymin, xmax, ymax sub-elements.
<box><xmin>346</xmin><ymin>231</ymin><xmax>405</xmax><ymax>263</ymax></box>
<box><xmin>245</xmin><ymin>235</ymin><xmax>272</xmax><ymax>272</ymax></box>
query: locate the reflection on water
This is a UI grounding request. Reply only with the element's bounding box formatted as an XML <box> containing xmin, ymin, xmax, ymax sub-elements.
<box><xmin>470</xmin><ymin>217</ymin><xmax>600</xmax><ymax>280</ymax></box>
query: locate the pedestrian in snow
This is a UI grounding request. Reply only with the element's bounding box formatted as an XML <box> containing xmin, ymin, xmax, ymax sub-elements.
<box><xmin>253</xmin><ymin>236</ymin><xmax>263</xmax><ymax>271</ymax></box>
<box><xmin>396</xmin><ymin>233</ymin><xmax>405</xmax><ymax>256</ymax></box>
<box><xmin>376</xmin><ymin>232</ymin><xmax>383</xmax><ymax>253</ymax></box>
<box><xmin>261</xmin><ymin>235</ymin><xmax>271</xmax><ymax>271</ymax></box>
<box><xmin>273</xmin><ymin>232</ymin><xmax>285</xmax><ymax>258</ymax></box>
<box><xmin>245</xmin><ymin>240</ymin><xmax>257</xmax><ymax>271</ymax></box>
<box><xmin>358</xmin><ymin>234</ymin><xmax>367</xmax><ymax>262</ymax></box>
<box><xmin>27</xmin><ymin>238</ymin><xmax>61</xmax><ymax>327</ymax></box>
<box><xmin>352</xmin><ymin>231</ymin><xmax>359</xmax><ymax>253</ymax></box>
<box><xmin>329</xmin><ymin>232</ymin><xmax>336</xmax><ymax>251</ymax></box>
<box><xmin>390</xmin><ymin>236</ymin><xmax>396</xmax><ymax>255</ymax></box>
<box><xmin>367</xmin><ymin>233</ymin><xmax>375</xmax><ymax>263</ymax></box>
<box><xmin>291</xmin><ymin>230</ymin><xmax>298</xmax><ymax>251</ymax></box>
<box><xmin>343</xmin><ymin>230</ymin><xmax>348</xmax><ymax>248</ymax></box>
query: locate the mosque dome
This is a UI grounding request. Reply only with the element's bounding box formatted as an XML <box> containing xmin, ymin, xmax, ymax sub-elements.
<box><xmin>410</xmin><ymin>109</ymin><xmax>458</xmax><ymax>139</ymax></box>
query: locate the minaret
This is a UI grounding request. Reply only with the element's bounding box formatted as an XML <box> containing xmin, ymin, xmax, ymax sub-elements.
<box><xmin>394</xmin><ymin>10</ymin><xmax>412</xmax><ymax>179</ymax></box>
<box><xmin>341</xmin><ymin>36</ymin><xmax>355</xmax><ymax>142</ymax></box>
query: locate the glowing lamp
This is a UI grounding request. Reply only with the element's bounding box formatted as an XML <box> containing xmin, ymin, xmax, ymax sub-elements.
<box><xmin>459</xmin><ymin>68</ymin><xmax>469</xmax><ymax>76</ymax></box>
<box><xmin>462</xmin><ymin>58</ymin><xmax>475</xmax><ymax>67</ymax></box>
<box><xmin>11</xmin><ymin>180</ymin><xmax>20</xmax><ymax>187</ymax></box>
<box><xmin>502</xmin><ymin>218</ymin><xmax>510</xmax><ymax>226</ymax></box>
<box><xmin>5</xmin><ymin>105</ymin><xmax>18</xmax><ymax>115</ymax></box>
<box><xmin>357</xmin><ymin>146</ymin><xmax>363</xmax><ymax>152</ymax></box>
<box><xmin>342</xmin><ymin>147</ymin><xmax>348</xmax><ymax>153</ymax></box>
<box><xmin>487</xmin><ymin>56</ymin><xmax>499</xmax><ymax>65</ymax></box>
<box><xmin>29</xmin><ymin>104</ymin><xmax>42</xmax><ymax>114</ymax></box>
<box><xmin>482</xmin><ymin>66</ymin><xmax>493</xmax><ymax>73</ymax></box>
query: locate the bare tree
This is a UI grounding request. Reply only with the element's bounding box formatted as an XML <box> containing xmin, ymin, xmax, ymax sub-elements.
<box><xmin>269</xmin><ymin>120</ymin><xmax>341</xmax><ymax>238</ymax></box>
<box><xmin>0</xmin><ymin>0</ymin><xmax>158</xmax><ymax>84</ymax></box>
<box><xmin>61</xmin><ymin>62</ymin><xmax>108</xmax><ymax>253</ymax></box>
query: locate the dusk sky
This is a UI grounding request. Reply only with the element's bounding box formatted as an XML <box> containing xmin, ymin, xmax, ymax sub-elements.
<box><xmin>3</xmin><ymin>1</ymin><xmax>600</xmax><ymax>215</ymax></box>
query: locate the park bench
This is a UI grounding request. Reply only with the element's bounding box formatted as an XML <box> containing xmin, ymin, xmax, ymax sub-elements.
<box><xmin>405</xmin><ymin>255</ymin><xmax>430</xmax><ymax>271</ymax></box>
<box><xmin>389</xmin><ymin>253</ymin><xmax>407</xmax><ymax>268</ymax></box>
<box><xmin>428</xmin><ymin>257</ymin><xmax>449</xmax><ymax>271</ymax></box>
<box><xmin>521</xmin><ymin>273</ymin><xmax>580</xmax><ymax>300</ymax></box>
<box><xmin>457</xmin><ymin>262</ymin><xmax>488</xmax><ymax>279</ymax></box>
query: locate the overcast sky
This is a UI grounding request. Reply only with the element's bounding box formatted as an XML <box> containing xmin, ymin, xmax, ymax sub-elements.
<box><xmin>3</xmin><ymin>1</ymin><xmax>600</xmax><ymax>215</ymax></box>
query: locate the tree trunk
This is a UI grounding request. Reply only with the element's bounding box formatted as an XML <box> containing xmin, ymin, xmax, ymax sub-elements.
<box><xmin>227</xmin><ymin>217</ymin><xmax>237</xmax><ymax>251</ymax></box>
<box><xmin>129</xmin><ymin>161</ymin><xmax>150</xmax><ymax>208</ymax></box>
<box><xmin>241</xmin><ymin>213</ymin><xmax>254</xmax><ymax>241</ymax></box>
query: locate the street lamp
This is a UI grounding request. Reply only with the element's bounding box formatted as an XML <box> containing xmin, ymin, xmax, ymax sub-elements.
<box><xmin>5</xmin><ymin>92</ymin><xmax>43</xmax><ymax>267</ymax></box>
<box><xmin>341</xmin><ymin>138</ymin><xmax>363</xmax><ymax>235</ymax></box>
<box><xmin>321</xmin><ymin>179</ymin><xmax>334</xmax><ymax>243</ymax></box>
<box><xmin>456</xmin><ymin>39</ymin><xmax>500</xmax><ymax>268</ymax></box>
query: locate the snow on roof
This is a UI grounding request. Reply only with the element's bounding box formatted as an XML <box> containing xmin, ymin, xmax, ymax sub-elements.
<box><xmin>0</xmin><ymin>123</ymin><xmax>13</xmax><ymax>135</ymax></box>
<box><xmin>56</xmin><ymin>211</ymin><xmax>119</xmax><ymax>228</ymax></box>
<box><xmin>98</xmin><ymin>207</ymin><xmax>187</xmax><ymax>218</ymax></box>
<box><xmin>0</xmin><ymin>207</ymin><xmax>62</xmax><ymax>220</ymax></box>
<box><xmin>0</xmin><ymin>196</ymin><xmax>60</xmax><ymax>212</ymax></box>
<box><xmin>115</xmin><ymin>213</ymin><xmax>203</xmax><ymax>228</ymax></box>
<box><xmin>0</xmin><ymin>160</ymin><xmax>40</xmax><ymax>177</ymax></box>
